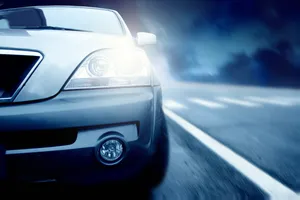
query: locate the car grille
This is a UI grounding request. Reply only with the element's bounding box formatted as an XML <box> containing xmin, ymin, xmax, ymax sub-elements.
<box><xmin>0</xmin><ymin>49</ymin><xmax>43</xmax><ymax>102</ymax></box>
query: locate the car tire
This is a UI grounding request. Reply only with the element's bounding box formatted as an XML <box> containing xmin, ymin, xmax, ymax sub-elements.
<box><xmin>142</xmin><ymin>115</ymin><xmax>169</xmax><ymax>189</ymax></box>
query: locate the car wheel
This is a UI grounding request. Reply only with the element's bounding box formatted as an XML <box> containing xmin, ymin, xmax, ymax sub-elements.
<box><xmin>142</xmin><ymin>116</ymin><xmax>169</xmax><ymax>189</ymax></box>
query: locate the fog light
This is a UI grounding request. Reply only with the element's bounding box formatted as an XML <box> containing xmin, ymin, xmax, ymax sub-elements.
<box><xmin>95</xmin><ymin>136</ymin><xmax>128</xmax><ymax>165</ymax></box>
<box><xmin>100</xmin><ymin>139</ymin><xmax>123</xmax><ymax>161</ymax></box>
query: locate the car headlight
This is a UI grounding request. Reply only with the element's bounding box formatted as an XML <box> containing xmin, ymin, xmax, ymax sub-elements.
<box><xmin>64</xmin><ymin>48</ymin><xmax>151</xmax><ymax>90</ymax></box>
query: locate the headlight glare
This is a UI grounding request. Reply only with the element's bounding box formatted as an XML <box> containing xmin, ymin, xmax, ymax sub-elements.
<box><xmin>87</xmin><ymin>57</ymin><xmax>110</xmax><ymax>77</ymax></box>
<box><xmin>64</xmin><ymin>48</ymin><xmax>151</xmax><ymax>90</ymax></box>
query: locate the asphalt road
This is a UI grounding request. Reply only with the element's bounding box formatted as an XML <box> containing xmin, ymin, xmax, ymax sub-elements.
<box><xmin>159</xmin><ymin>82</ymin><xmax>300</xmax><ymax>200</ymax></box>
<box><xmin>4</xmin><ymin>82</ymin><xmax>300</xmax><ymax>200</ymax></box>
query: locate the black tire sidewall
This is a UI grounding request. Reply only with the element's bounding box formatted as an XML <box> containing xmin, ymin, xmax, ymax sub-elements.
<box><xmin>144</xmin><ymin>114</ymin><xmax>170</xmax><ymax>188</ymax></box>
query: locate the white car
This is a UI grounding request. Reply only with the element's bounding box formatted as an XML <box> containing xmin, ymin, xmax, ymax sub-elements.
<box><xmin>0</xmin><ymin>5</ymin><xmax>169</xmax><ymax>189</ymax></box>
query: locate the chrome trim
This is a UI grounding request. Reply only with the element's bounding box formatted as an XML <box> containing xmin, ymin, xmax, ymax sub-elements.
<box><xmin>64</xmin><ymin>83</ymin><xmax>151</xmax><ymax>91</ymax></box>
<box><xmin>0</xmin><ymin>49</ymin><xmax>43</xmax><ymax>103</ymax></box>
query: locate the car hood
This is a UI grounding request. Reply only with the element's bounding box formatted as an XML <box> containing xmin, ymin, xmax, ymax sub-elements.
<box><xmin>0</xmin><ymin>29</ymin><xmax>135</xmax><ymax>102</ymax></box>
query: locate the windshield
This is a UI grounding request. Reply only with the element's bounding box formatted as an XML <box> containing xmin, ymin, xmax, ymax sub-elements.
<box><xmin>0</xmin><ymin>6</ymin><xmax>124</xmax><ymax>35</ymax></box>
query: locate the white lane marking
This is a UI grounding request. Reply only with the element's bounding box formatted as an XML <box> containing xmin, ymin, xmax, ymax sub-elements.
<box><xmin>217</xmin><ymin>97</ymin><xmax>261</xmax><ymax>107</ymax></box>
<box><xmin>164</xmin><ymin>107</ymin><xmax>299</xmax><ymax>200</ymax></box>
<box><xmin>273</xmin><ymin>97</ymin><xmax>300</xmax><ymax>105</ymax></box>
<box><xmin>163</xmin><ymin>100</ymin><xmax>186</xmax><ymax>109</ymax></box>
<box><xmin>189</xmin><ymin>98</ymin><xmax>226</xmax><ymax>109</ymax></box>
<box><xmin>273</xmin><ymin>96</ymin><xmax>300</xmax><ymax>101</ymax></box>
<box><xmin>246</xmin><ymin>97</ymin><xmax>293</xmax><ymax>106</ymax></box>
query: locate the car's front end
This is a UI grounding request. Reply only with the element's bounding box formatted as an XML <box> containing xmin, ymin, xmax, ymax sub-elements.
<box><xmin>4</xmin><ymin>84</ymin><xmax>165</xmax><ymax>185</ymax></box>
<box><xmin>0</xmin><ymin>6</ymin><xmax>168</xmax><ymax>187</ymax></box>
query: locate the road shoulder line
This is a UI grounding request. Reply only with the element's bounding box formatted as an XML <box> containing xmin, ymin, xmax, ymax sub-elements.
<box><xmin>163</xmin><ymin>107</ymin><xmax>299</xmax><ymax>200</ymax></box>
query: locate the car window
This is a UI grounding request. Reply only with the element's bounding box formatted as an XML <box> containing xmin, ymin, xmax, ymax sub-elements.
<box><xmin>0</xmin><ymin>7</ymin><xmax>124</xmax><ymax>35</ymax></box>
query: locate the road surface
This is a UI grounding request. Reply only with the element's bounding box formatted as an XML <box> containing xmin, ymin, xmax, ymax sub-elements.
<box><xmin>4</xmin><ymin>83</ymin><xmax>300</xmax><ymax>200</ymax></box>
<box><xmin>157</xmin><ymin>82</ymin><xmax>300</xmax><ymax>200</ymax></box>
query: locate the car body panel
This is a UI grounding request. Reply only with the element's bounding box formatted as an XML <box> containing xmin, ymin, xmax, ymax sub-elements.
<box><xmin>0</xmin><ymin>30</ymin><xmax>135</xmax><ymax>102</ymax></box>
<box><xmin>0</xmin><ymin>87</ymin><xmax>153</xmax><ymax>144</ymax></box>
<box><xmin>2</xmin><ymin>86</ymin><xmax>164</xmax><ymax>183</ymax></box>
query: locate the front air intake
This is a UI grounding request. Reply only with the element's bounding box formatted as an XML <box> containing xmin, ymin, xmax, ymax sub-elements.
<box><xmin>0</xmin><ymin>49</ymin><xmax>43</xmax><ymax>103</ymax></box>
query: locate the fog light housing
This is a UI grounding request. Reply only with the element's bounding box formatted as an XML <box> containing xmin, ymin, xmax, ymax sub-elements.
<box><xmin>95</xmin><ymin>136</ymin><xmax>126</xmax><ymax>165</ymax></box>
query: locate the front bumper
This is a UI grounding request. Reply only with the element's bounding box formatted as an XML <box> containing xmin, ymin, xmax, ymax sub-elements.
<box><xmin>0</xmin><ymin>86</ymin><xmax>164</xmax><ymax>184</ymax></box>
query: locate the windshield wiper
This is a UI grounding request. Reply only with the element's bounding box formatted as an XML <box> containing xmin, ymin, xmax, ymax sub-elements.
<box><xmin>14</xmin><ymin>26</ymin><xmax>87</xmax><ymax>32</ymax></box>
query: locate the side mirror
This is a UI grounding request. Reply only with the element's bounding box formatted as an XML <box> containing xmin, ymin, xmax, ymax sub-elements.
<box><xmin>136</xmin><ymin>32</ymin><xmax>157</xmax><ymax>46</ymax></box>
<box><xmin>0</xmin><ymin>19</ymin><xmax>9</xmax><ymax>29</ymax></box>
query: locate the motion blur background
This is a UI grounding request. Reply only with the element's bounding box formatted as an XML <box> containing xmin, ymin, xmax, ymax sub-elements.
<box><xmin>2</xmin><ymin>0</ymin><xmax>300</xmax><ymax>88</ymax></box>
